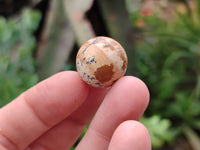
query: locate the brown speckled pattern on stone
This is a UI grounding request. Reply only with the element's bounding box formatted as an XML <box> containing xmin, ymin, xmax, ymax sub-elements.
<box><xmin>76</xmin><ymin>36</ymin><xmax>128</xmax><ymax>88</ymax></box>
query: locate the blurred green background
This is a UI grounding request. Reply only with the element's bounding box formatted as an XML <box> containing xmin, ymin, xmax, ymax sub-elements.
<box><xmin>0</xmin><ymin>0</ymin><xmax>200</xmax><ymax>149</ymax></box>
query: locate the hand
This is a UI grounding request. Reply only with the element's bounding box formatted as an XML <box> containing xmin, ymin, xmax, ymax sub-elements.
<box><xmin>0</xmin><ymin>71</ymin><xmax>151</xmax><ymax>150</ymax></box>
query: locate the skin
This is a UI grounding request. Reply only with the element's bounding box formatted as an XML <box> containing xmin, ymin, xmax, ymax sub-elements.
<box><xmin>0</xmin><ymin>71</ymin><xmax>151</xmax><ymax>150</ymax></box>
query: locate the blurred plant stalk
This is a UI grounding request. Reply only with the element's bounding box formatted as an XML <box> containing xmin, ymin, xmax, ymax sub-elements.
<box><xmin>183</xmin><ymin>125</ymin><xmax>200</xmax><ymax>150</ymax></box>
<box><xmin>36</xmin><ymin>0</ymin><xmax>74</xmax><ymax>80</ymax></box>
<box><xmin>36</xmin><ymin>0</ymin><xmax>95</xmax><ymax>80</ymax></box>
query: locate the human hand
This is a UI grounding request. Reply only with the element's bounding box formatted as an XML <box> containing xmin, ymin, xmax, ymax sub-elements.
<box><xmin>0</xmin><ymin>71</ymin><xmax>151</xmax><ymax>150</ymax></box>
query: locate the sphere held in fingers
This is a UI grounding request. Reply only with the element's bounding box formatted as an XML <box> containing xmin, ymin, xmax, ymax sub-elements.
<box><xmin>76</xmin><ymin>36</ymin><xmax>128</xmax><ymax>88</ymax></box>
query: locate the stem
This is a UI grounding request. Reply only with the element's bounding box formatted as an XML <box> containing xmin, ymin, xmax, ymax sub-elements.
<box><xmin>182</xmin><ymin>125</ymin><xmax>200</xmax><ymax>150</ymax></box>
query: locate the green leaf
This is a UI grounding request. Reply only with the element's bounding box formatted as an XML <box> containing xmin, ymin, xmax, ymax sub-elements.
<box><xmin>141</xmin><ymin>116</ymin><xmax>178</xmax><ymax>148</ymax></box>
<box><xmin>21</xmin><ymin>8</ymin><xmax>42</xmax><ymax>32</ymax></box>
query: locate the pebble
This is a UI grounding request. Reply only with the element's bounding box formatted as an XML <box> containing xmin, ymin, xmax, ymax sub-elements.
<box><xmin>76</xmin><ymin>36</ymin><xmax>128</xmax><ymax>88</ymax></box>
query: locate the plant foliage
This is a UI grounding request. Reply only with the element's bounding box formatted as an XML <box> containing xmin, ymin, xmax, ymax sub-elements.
<box><xmin>130</xmin><ymin>0</ymin><xmax>200</xmax><ymax>148</ymax></box>
<box><xmin>0</xmin><ymin>9</ymin><xmax>41</xmax><ymax>107</ymax></box>
<box><xmin>141</xmin><ymin>116</ymin><xmax>178</xmax><ymax>148</ymax></box>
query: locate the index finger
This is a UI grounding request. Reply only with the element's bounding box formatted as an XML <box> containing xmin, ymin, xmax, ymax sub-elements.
<box><xmin>0</xmin><ymin>71</ymin><xmax>89</xmax><ymax>150</ymax></box>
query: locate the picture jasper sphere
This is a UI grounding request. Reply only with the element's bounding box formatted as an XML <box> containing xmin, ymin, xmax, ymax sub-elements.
<box><xmin>76</xmin><ymin>36</ymin><xmax>128</xmax><ymax>88</ymax></box>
